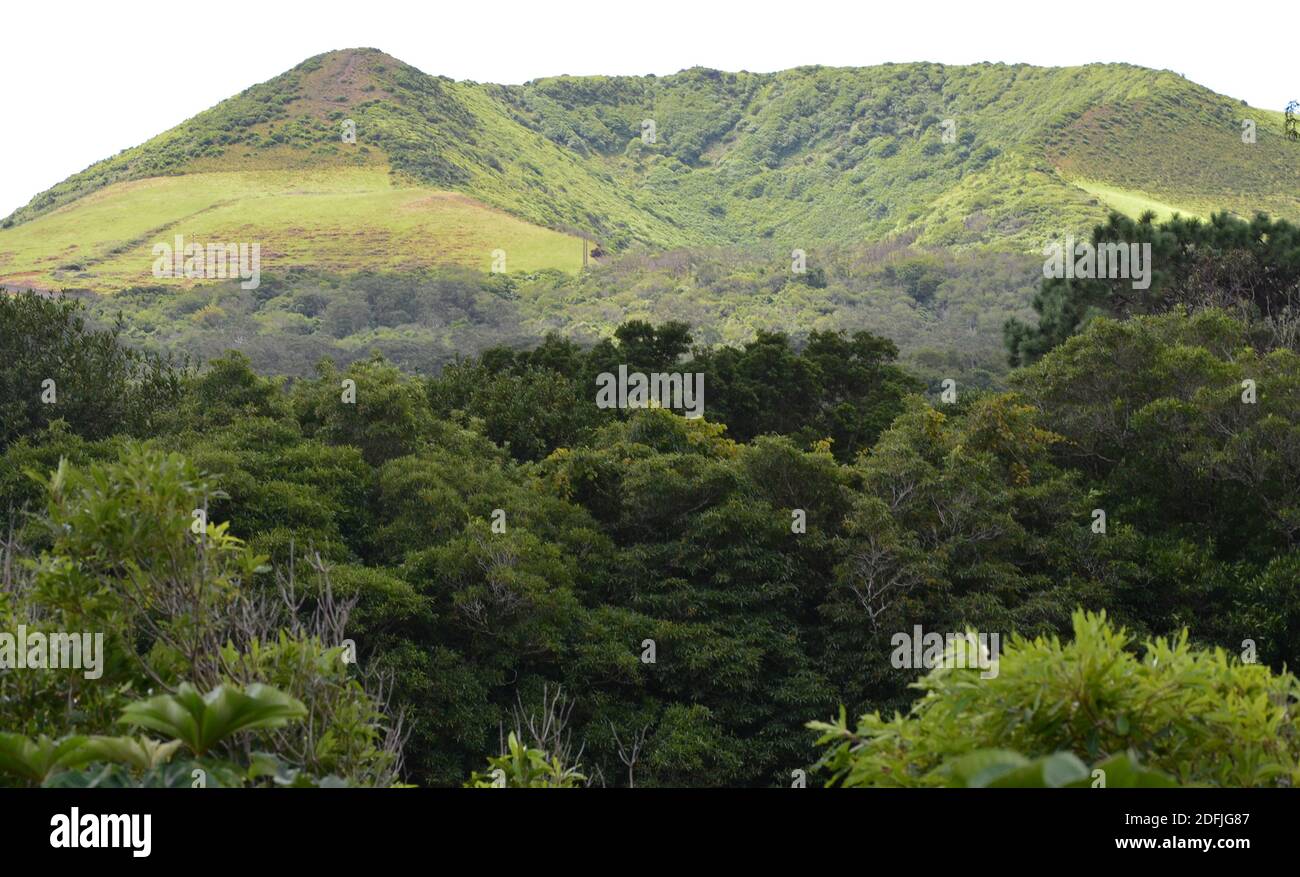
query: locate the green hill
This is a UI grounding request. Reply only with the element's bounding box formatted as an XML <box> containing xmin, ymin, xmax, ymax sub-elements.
<box><xmin>3</xmin><ymin>49</ymin><xmax>1298</xmax><ymax>293</ymax></box>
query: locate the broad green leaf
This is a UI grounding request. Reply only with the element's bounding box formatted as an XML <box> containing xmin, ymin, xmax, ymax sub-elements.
<box><xmin>0</xmin><ymin>733</ymin><xmax>94</xmax><ymax>784</ymax></box>
<box><xmin>119</xmin><ymin>682</ymin><xmax>307</xmax><ymax>755</ymax></box>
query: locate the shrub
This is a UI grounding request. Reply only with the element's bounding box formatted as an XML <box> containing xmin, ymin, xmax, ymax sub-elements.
<box><xmin>810</xmin><ymin>610</ymin><xmax>1300</xmax><ymax>787</ymax></box>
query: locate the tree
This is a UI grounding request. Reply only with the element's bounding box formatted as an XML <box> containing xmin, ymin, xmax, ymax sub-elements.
<box><xmin>0</xmin><ymin>293</ymin><xmax>180</xmax><ymax>451</ymax></box>
<box><xmin>1005</xmin><ymin>211</ymin><xmax>1300</xmax><ymax>365</ymax></box>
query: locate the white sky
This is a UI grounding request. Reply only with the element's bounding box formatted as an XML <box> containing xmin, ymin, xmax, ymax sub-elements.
<box><xmin>2</xmin><ymin>0</ymin><xmax>1294</xmax><ymax>218</ymax></box>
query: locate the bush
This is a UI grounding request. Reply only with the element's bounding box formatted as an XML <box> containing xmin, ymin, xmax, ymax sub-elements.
<box><xmin>810</xmin><ymin>610</ymin><xmax>1300</xmax><ymax>787</ymax></box>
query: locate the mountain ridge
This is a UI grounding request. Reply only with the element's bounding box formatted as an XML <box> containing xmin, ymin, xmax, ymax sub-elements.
<box><xmin>2</xmin><ymin>48</ymin><xmax>1298</xmax><ymax>292</ymax></box>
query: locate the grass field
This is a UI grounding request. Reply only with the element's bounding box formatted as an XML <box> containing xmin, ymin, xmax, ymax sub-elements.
<box><xmin>0</xmin><ymin>167</ymin><xmax>585</xmax><ymax>291</ymax></box>
<box><xmin>1067</xmin><ymin>178</ymin><xmax>1209</xmax><ymax>222</ymax></box>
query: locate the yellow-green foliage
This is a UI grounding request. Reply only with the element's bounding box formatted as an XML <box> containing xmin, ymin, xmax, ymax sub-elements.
<box><xmin>1068</xmin><ymin>178</ymin><xmax>1207</xmax><ymax>222</ymax></box>
<box><xmin>811</xmin><ymin>610</ymin><xmax>1300</xmax><ymax>787</ymax></box>
<box><xmin>465</xmin><ymin>733</ymin><xmax>586</xmax><ymax>788</ymax></box>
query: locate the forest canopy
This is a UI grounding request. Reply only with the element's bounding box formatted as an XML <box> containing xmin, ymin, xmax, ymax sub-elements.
<box><xmin>2</xmin><ymin>209</ymin><xmax>1299</xmax><ymax>787</ymax></box>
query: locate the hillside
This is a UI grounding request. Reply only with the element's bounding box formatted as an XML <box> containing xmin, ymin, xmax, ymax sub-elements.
<box><xmin>2</xmin><ymin>49</ymin><xmax>1298</xmax><ymax>293</ymax></box>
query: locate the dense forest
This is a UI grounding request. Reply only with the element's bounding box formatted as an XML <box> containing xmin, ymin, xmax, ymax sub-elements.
<box><xmin>2</xmin><ymin>210</ymin><xmax>1299</xmax><ymax>787</ymax></box>
<box><xmin>68</xmin><ymin>240</ymin><xmax>1039</xmax><ymax>393</ymax></box>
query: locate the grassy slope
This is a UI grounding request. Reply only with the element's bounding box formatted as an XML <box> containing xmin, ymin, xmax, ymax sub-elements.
<box><xmin>1066</xmin><ymin>179</ymin><xmax>1207</xmax><ymax>222</ymax></box>
<box><xmin>501</xmin><ymin>61</ymin><xmax>1300</xmax><ymax>247</ymax></box>
<box><xmin>1047</xmin><ymin>85</ymin><xmax>1300</xmax><ymax>221</ymax></box>
<box><xmin>0</xmin><ymin>168</ymin><xmax>583</xmax><ymax>290</ymax></box>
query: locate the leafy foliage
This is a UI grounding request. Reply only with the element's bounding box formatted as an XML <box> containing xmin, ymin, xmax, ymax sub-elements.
<box><xmin>4</xmin><ymin>223</ymin><xmax>1300</xmax><ymax>787</ymax></box>
<box><xmin>465</xmin><ymin>733</ymin><xmax>585</xmax><ymax>788</ymax></box>
<box><xmin>943</xmin><ymin>749</ymin><xmax>1176</xmax><ymax>788</ymax></box>
<box><xmin>1006</xmin><ymin>211</ymin><xmax>1300</xmax><ymax>365</ymax></box>
<box><xmin>0</xmin><ymin>292</ymin><xmax>180</xmax><ymax>451</ymax></box>
<box><xmin>119</xmin><ymin>683</ymin><xmax>308</xmax><ymax>757</ymax></box>
<box><xmin>810</xmin><ymin>611</ymin><xmax>1299</xmax><ymax>787</ymax></box>
<box><xmin>0</xmin><ymin>683</ymin><xmax>316</xmax><ymax>788</ymax></box>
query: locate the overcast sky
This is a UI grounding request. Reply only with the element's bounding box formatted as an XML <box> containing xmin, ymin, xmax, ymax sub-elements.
<box><xmin>2</xmin><ymin>0</ymin><xmax>1294</xmax><ymax>217</ymax></box>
